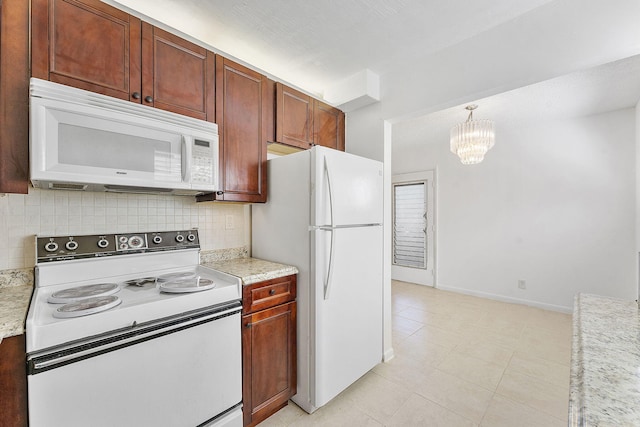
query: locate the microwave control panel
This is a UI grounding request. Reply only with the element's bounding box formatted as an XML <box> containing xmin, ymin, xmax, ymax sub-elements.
<box><xmin>191</xmin><ymin>138</ymin><xmax>216</xmax><ymax>185</ymax></box>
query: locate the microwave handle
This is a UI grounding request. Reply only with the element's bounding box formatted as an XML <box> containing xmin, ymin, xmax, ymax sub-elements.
<box><xmin>182</xmin><ymin>136</ymin><xmax>191</xmax><ymax>182</ymax></box>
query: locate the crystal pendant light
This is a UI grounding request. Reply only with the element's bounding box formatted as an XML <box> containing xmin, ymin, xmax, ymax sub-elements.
<box><xmin>450</xmin><ymin>105</ymin><xmax>495</xmax><ymax>165</ymax></box>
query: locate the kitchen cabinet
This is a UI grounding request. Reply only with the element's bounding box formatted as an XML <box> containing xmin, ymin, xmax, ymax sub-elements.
<box><xmin>0</xmin><ymin>0</ymin><xmax>29</xmax><ymax>194</ymax></box>
<box><xmin>140</xmin><ymin>24</ymin><xmax>215</xmax><ymax>121</ymax></box>
<box><xmin>197</xmin><ymin>57</ymin><xmax>271</xmax><ymax>203</ymax></box>
<box><xmin>275</xmin><ymin>82</ymin><xmax>345</xmax><ymax>151</ymax></box>
<box><xmin>31</xmin><ymin>0</ymin><xmax>140</xmax><ymax>100</ymax></box>
<box><xmin>275</xmin><ymin>83</ymin><xmax>314</xmax><ymax>149</ymax></box>
<box><xmin>31</xmin><ymin>0</ymin><xmax>215</xmax><ymax>121</ymax></box>
<box><xmin>0</xmin><ymin>335</ymin><xmax>28</xmax><ymax>427</ymax></box>
<box><xmin>313</xmin><ymin>99</ymin><xmax>345</xmax><ymax>151</ymax></box>
<box><xmin>242</xmin><ymin>275</ymin><xmax>297</xmax><ymax>427</ymax></box>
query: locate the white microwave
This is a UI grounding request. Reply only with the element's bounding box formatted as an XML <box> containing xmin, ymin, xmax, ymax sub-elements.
<box><xmin>29</xmin><ymin>78</ymin><xmax>219</xmax><ymax>196</ymax></box>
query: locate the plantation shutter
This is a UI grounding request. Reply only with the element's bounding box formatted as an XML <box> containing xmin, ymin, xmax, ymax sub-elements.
<box><xmin>393</xmin><ymin>182</ymin><xmax>427</xmax><ymax>268</ymax></box>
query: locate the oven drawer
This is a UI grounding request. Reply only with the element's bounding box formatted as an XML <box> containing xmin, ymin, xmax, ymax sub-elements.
<box><xmin>27</xmin><ymin>304</ymin><xmax>242</xmax><ymax>427</ymax></box>
<box><xmin>242</xmin><ymin>275</ymin><xmax>297</xmax><ymax>314</ymax></box>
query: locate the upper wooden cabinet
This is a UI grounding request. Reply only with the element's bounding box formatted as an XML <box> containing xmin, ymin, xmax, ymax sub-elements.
<box><xmin>141</xmin><ymin>24</ymin><xmax>215</xmax><ymax>121</ymax></box>
<box><xmin>0</xmin><ymin>0</ymin><xmax>29</xmax><ymax>194</ymax></box>
<box><xmin>32</xmin><ymin>0</ymin><xmax>215</xmax><ymax>122</ymax></box>
<box><xmin>275</xmin><ymin>82</ymin><xmax>345</xmax><ymax>151</ymax></box>
<box><xmin>197</xmin><ymin>57</ymin><xmax>271</xmax><ymax>203</ymax></box>
<box><xmin>275</xmin><ymin>83</ymin><xmax>313</xmax><ymax>149</ymax></box>
<box><xmin>32</xmin><ymin>0</ymin><xmax>141</xmax><ymax>100</ymax></box>
<box><xmin>313</xmin><ymin>100</ymin><xmax>345</xmax><ymax>151</ymax></box>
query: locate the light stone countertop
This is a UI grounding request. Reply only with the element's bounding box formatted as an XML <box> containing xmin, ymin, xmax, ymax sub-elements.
<box><xmin>0</xmin><ymin>268</ymin><xmax>34</xmax><ymax>340</ymax></box>
<box><xmin>202</xmin><ymin>257</ymin><xmax>298</xmax><ymax>285</ymax></box>
<box><xmin>570</xmin><ymin>293</ymin><xmax>640</xmax><ymax>426</ymax></box>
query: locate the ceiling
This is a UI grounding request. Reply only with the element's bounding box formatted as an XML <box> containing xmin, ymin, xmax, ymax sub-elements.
<box><xmin>393</xmin><ymin>54</ymin><xmax>640</xmax><ymax>150</ymax></box>
<box><xmin>110</xmin><ymin>0</ymin><xmax>639</xmax><ymax>151</ymax></box>
<box><xmin>111</xmin><ymin>0</ymin><xmax>555</xmax><ymax>95</ymax></box>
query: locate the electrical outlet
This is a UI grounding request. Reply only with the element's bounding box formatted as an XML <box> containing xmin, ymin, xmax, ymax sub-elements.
<box><xmin>518</xmin><ymin>280</ymin><xmax>526</xmax><ymax>290</ymax></box>
<box><xmin>225</xmin><ymin>215</ymin><xmax>234</xmax><ymax>230</ymax></box>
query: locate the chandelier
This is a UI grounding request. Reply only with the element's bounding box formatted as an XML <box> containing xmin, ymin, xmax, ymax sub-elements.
<box><xmin>450</xmin><ymin>105</ymin><xmax>495</xmax><ymax>165</ymax></box>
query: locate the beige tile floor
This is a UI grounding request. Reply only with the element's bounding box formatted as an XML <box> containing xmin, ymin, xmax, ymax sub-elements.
<box><xmin>260</xmin><ymin>280</ymin><xmax>572</xmax><ymax>426</ymax></box>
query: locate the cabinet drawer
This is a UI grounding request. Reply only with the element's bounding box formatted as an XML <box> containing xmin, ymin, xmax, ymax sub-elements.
<box><xmin>242</xmin><ymin>275</ymin><xmax>296</xmax><ymax>314</ymax></box>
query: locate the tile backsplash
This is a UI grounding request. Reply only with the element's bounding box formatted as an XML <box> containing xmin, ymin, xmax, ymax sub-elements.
<box><xmin>0</xmin><ymin>188</ymin><xmax>248</xmax><ymax>270</ymax></box>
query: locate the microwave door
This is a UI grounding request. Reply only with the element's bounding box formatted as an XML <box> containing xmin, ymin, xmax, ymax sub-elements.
<box><xmin>31</xmin><ymin>97</ymin><xmax>188</xmax><ymax>190</ymax></box>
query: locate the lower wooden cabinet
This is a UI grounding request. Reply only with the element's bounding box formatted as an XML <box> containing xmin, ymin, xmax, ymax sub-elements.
<box><xmin>242</xmin><ymin>275</ymin><xmax>296</xmax><ymax>427</ymax></box>
<box><xmin>0</xmin><ymin>335</ymin><xmax>28</xmax><ymax>427</ymax></box>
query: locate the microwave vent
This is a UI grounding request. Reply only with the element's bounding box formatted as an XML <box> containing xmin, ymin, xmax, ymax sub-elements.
<box><xmin>49</xmin><ymin>183</ymin><xmax>88</xmax><ymax>191</ymax></box>
<box><xmin>104</xmin><ymin>185</ymin><xmax>173</xmax><ymax>194</ymax></box>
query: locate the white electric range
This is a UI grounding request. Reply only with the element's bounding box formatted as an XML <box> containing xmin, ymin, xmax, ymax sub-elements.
<box><xmin>26</xmin><ymin>229</ymin><xmax>243</xmax><ymax>427</ymax></box>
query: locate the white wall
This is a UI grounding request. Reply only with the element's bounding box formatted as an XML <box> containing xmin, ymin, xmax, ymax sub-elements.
<box><xmin>0</xmin><ymin>188</ymin><xmax>248</xmax><ymax>270</ymax></box>
<box><xmin>393</xmin><ymin>108</ymin><xmax>637</xmax><ymax>311</ymax></box>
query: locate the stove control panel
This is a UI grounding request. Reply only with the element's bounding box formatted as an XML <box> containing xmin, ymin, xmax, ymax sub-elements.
<box><xmin>36</xmin><ymin>230</ymin><xmax>200</xmax><ymax>262</ymax></box>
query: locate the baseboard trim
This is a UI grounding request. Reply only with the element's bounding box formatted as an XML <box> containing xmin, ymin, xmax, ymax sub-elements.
<box><xmin>435</xmin><ymin>283</ymin><xmax>573</xmax><ymax>313</ymax></box>
<box><xmin>383</xmin><ymin>347</ymin><xmax>395</xmax><ymax>362</ymax></box>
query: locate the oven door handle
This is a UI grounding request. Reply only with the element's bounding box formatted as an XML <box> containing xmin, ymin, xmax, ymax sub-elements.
<box><xmin>28</xmin><ymin>301</ymin><xmax>241</xmax><ymax>375</ymax></box>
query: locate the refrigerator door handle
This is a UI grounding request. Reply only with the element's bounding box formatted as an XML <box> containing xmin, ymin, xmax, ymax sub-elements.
<box><xmin>323</xmin><ymin>228</ymin><xmax>336</xmax><ymax>300</ymax></box>
<box><xmin>324</xmin><ymin>156</ymin><xmax>335</xmax><ymax>228</ymax></box>
<box><xmin>323</xmin><ymin>156</ymin><xmax>336</xmax><ymax>300</ymax></box>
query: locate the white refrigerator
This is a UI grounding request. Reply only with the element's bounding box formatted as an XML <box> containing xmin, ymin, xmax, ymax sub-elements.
<box><xmin>252</xmin><ymin>146</ymin><xmax>383</xmax><ymax>413</ymax></box>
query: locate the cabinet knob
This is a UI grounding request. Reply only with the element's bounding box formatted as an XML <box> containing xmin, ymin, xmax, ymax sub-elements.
<box><xmin>245</xmin><ymin>323</ymin><xmax>252</xmax><ymax>328</ymax></box>
<box><xmin>131</xmin><ymin>92</ymin><xmax>141</xmax><ymax>100</ymax></box>
<box><xmin>269</xmin><ymin>289</ymin><xmax>276</xmax><ymax>296</ymax></box>
<box><xmin>216</xmin><ymin>191</ymin><xmax>224</xmax><ymax>196</ymax></box>
<box><xmin>144</xmin><ymin>95</ymin><xmax>153</xmax><ymax>103</ymax></box>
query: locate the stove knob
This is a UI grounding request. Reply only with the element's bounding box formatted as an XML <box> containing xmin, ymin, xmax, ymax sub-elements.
<box><xmin>175</xmin><ymin>234</ymin><xmax>185</xmax><ymax>243</ymax></box>
<box><xmin>128</xmin><ymin>236</ymin><xmax>144</xmax><ymax>248</ymax></box>
<box><xmin>65</xmin><ymin>240</ymin><xmax>79</xmax><ymax>251</ymax></box>
<box><xmin>187</xmin><ymin>233</ymin><xmax>196</xmax><ymax>242</ymax></box>
<box><xmin>97</xmin><ymin>238</ymin><xmax>109</xmax><ymax>249</ymax></box>
<box><xmin>152</xmin><ymin>235</ymin><xmax>163</xmax><ymax>244</ymax></box>
<box><xmin>44</xmin><ymin>241</ymin><xmax>58</xmax><ymax>252</ymax></box>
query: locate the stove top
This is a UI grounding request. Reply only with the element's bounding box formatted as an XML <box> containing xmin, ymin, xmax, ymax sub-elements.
<box><xmin>48</xmin><ymin>283</ymin><xmax>121</xmax><ymax>304</ymax></box>
<box><xmin>26</xmin><ymin>230</ymin><xmax>242</xmax><ymax>353</ymax></box>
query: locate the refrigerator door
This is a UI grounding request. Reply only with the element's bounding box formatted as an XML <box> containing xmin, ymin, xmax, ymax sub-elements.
<box><xmin>310</xmin><ymin>224</ymin><xmax>383</xmax><ymax>408</ymax></box>
<box><xmin>311</xmin><ymin>146</ymin><xmax>383</xmax><ymax>227</ymax></box>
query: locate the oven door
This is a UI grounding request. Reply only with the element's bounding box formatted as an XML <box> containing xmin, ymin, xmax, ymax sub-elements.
<box><xmin>27</xmin><ymin>302</ymin><xmax>242</xmax><ymax>427</ymax></box>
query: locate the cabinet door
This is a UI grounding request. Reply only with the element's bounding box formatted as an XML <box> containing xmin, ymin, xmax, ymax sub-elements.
<box><xmin>275</xmin><ymin>83</ymin><xmax>313</xmax><ymax>149</ymax></box>
<box><xmin>141</xmin><ymin>24</ymin><xmax>215</xmax><ymax>121</ymax></box>
<box><xmin>0</xmin><ymin>335</ymin><xmax>28</xmax><ymax>426</ymax></box>
<box><xmin>205</xmin><ymin>57</ymin><xmax>270</xmax><ymax>203</ymax></box>
<box><xmin>0</xmin><ymin>0</ymin><xmax>29</xmax><ymax>194</ymax></box>
<box><xmin>31</xmin><ymin>0</ymin><xmax>142</xmax><ymax>101</ymax></box>
<box><xmin>313</xmin><ymin>100</ymin><xmax>345</xmax><ymax>151</ymax></box>
<box><xmin>242</xmin><ymin>302</ymin><xmax>296</xmax><ymax>427</ymax></box>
